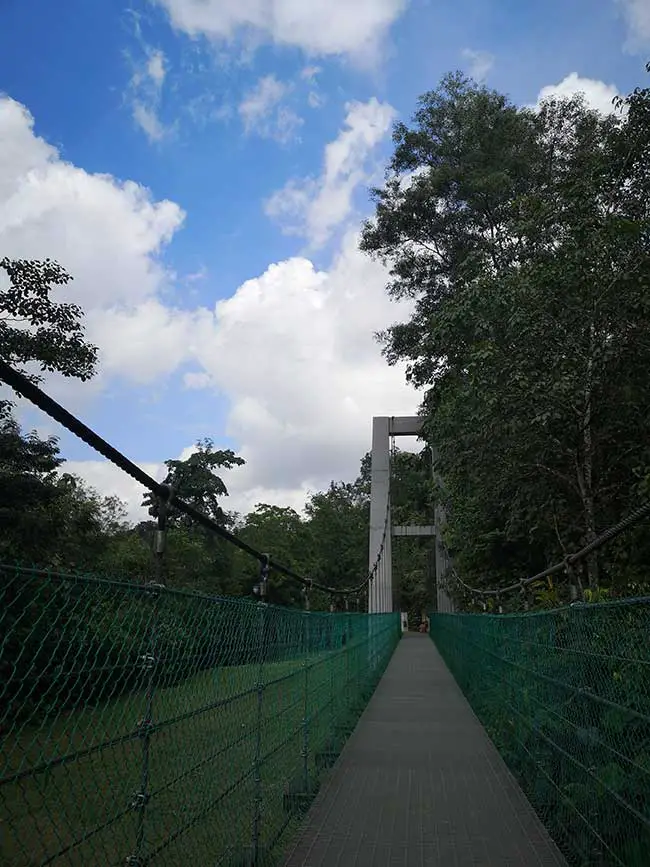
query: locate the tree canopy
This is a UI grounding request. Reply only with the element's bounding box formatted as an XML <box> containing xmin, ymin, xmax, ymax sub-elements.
<box><xmin>0</xmin><ymin>257</ymin><xmax>97</xmax><ymax>386</ymax></box>
<box><xmin>143</xmin><ymin>439</ymin><xmax>245</xmax><ymax>527</ymax></box>
<box><xmin>0</xmin><ymin>256</ymin><xmax>108</xmax><ymax>569</ymax></box>
<box><xmin>361</xmin><ymin>66</ymin><xmax>650</xmax><ymax>603</ymax></box>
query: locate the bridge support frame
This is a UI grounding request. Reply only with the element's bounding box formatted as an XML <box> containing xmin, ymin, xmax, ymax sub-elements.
<box><xmin>369</xmin><ymin>416</ymin><xmax>422</xmax><ymax>614</ymax></box>
<box><xmin>368</xmin><ymin>416</ymin><xmax>454</xmax><ymax>614</ymax></box>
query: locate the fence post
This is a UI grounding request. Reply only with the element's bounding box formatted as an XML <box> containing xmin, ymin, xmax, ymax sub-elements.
<box><xmin>251</xmin><ymin>653</ymin><xmax>265</xmax><ymax>864</ymax></box>
<box><xmin>301</xmin><ymin>658</ymin><xmax>310</xmax><ymax>796</ymax></box>
<box><xmin>126</xmin><ymin>488</ymin><xmax>169</xmax><ymax>866</ymax></box>
<box><xmin>251</xmin><ymin>555</ymin><xmax>269</xmax><ymax>864</ymax></box>
<box><xmin>329</xmin><ymin>637</ymin><xmax>335</xmax><ymax>744</ymax></box>
<box><xmin>302</xmin><ymin>581</ymin><xmax>311</xmax><ymax>655</ymax></box>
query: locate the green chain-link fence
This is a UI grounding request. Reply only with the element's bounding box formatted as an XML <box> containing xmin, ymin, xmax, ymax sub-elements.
<box><xmin>429</xmin><ymin>600</ymin><xmax>650</xmax><ymax>867</ymax></box>
<box><xmin>0</xmin><ymin>564</ymin><xmax>400</xmax><ymax>866</ymax></box>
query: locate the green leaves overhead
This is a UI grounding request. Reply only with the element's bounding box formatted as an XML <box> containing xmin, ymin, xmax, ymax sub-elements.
<box><xmin>0</xmin><ymin>257</ymin><xmax>97</xmax><ymax>384</ymax></box>
<box><xmin>362</xmin><ymin>65</ymin><xmax>650</xmax><ymax>599</ymax></box>
<box><xmin>143</xmin><ymin>439</ymin><xmax>245</xmax><ymax>527</ymax></box>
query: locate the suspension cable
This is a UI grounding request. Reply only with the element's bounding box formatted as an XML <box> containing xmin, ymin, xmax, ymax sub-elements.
<box><xmin>0</xmin><ymin>358</ymin><xmax>384</xmax><ymax>600</ymax></box>
<box><xmin>442</xmin><ymin>500</ymin><xmax>650</xmax><ymax>601</ymax></box>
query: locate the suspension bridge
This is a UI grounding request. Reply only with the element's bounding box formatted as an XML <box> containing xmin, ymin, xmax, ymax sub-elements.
<box><xmin>0</xmin><ymin>359</ymin><xmax>648</xmax><ymax>867</ymax></box>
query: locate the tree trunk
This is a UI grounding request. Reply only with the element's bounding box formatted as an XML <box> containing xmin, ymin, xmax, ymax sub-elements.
<box><xmin>577</xmin><ymin>337</ymin><xmax>599</xmax><ymax>589</ymax></box>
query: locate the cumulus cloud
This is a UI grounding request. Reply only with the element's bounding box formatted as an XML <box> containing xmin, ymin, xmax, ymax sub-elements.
<box><xmin>535</xmin><ymin>73</ymin><xmax>620</xmax><ymax>115</ymax></box>
<box><xmin>86</xmin><ymin>301</ymin><xmax>211</xmax><ymax>384</ymax></box>
<box><xmin>616</xmin><ymin>0</ymin><xmax>650</xmax><ymax>52</ymax></box>
<box><xmin>57</xmin><ymin>233</ymin><xmax>418</xmax><ymax>522</ymax></box>
<box><xmin>461</xmin><ymin>48</ymin><xmax>494</xmax><ymax>82</ymax></box>
<box><xmin>238</xmin><ymin>75</ymin><xmax>302</xmax><ymax>143</ymax></box>
<box><xmin>155</xmin><ymin>0</ymin><xmax>408</xmax><ymax>63</ymax></box>
<box><xmin>0</xmin><ymin>94</ymin><xmax>185</xmax><ymax>400</ymax></box>
<box><xmin>191</xmin><ymin>230</ymin><xmax>416</xmax><ymax>497</ymax></box>
<box><xmin>264</xmin><ymin>97</ymin><xmax>396</xmax><ymax>247</ymax></box>
<box><xmin>1</xmin><ymin>92</ymin><xmax>417</xmax><ymax>522</ymax></box>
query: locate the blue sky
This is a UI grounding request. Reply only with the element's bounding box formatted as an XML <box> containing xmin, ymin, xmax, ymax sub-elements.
<box><xmin>0</xmin><ymin>0</ymin><xmax>647</xmax><ymax>519</ymax></box>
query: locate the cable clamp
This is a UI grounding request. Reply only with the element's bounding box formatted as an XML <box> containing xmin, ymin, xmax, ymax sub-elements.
<box><xmin>139</xmin><ymin>653</ymin><xmax>156</xmax><ymax>671</ymax></box>
<box><xmin>129</xmin><ymin>792</ymin><xmax>150</xmax><ymax>810</ymax></box>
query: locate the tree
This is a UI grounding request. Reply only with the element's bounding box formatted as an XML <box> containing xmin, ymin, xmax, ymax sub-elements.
<box><xmin>234</xmin><ymin>505</ymin><xmax>312</xmax><ymax>606</ymax></box>
<box><xmin>0</xmin><ymin>257</ymin><xmax>97</xmax><ymax>386</ymax></box>
<box><xmin>388</xmin><ymin>448</ymin><xmax>436</xmax><ymax>619</ymax></box>
<box><xmin>0</xmin><ymin>404</ymin><xmax>64</xmax><ymax>562</ymax></box>
<box><xmin>0</xmin><ymin>256</ymin><xmax>103</xmax><ymax>565</ymax></box>
<box><xmin>361</xmin><ymin>68</ymin><xmax>650</xmax><ymax>600</ymax></box>
<box><xmin>140</xmin><ymin>440</ymin><xmax>245</xmax><ymax>594</ymax></box>
<box><xmin>306</xmin><ymin>480</ymin><xmax>369</xmax><ymax>596</ymax></box>
<box><xmin>143</xmin><ymin>439</ymin><xmax>244</xmax><ymax>526</ymax></box>
<box><xmin>0</xmin><ymin>404</ymin><xmax>129</xmax><ymax>567</ymax></box>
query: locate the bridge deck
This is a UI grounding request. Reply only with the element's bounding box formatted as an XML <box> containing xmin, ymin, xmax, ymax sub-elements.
<box><xmin>283</xmin><ymin>633</ymin><xmax>567</xmax><ymax>867</ymax></box>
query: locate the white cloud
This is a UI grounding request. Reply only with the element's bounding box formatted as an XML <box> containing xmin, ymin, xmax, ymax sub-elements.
<box><xmin>183</xmin><ymin>370</ymin><xmax>213</xmax><ymax>389</ymax></box>
<box><xmin>0</xmin><ymin>94</ymin><xmax>185</xmax><ymax>398</ymax></box>
<box><xmin>2</xmin><ymin>93</ymin><xmax>418</xmax><ymax>525</ymax></box>
<box><xmin>461</xmin><ymin>48</ymin><xmax>494</xmax><ymax>82</ymax></box>
<box><xmin>616</xmin><ymin>0</ymin><xmax>650</xmax><ymax>51</ymax></box>
<box><xmin>191</xmin><ymin>229</ymin><xmax>417</xmax><ymax>498</ymax></box>
<box><xmin>155</xmin><ymin>0</ymin><xmax>408</xmax><ymax>63</ymax></box>
<box><xmin>127</xmin><ymin>46</ymin><xmax>171</xmax><ymax>142</ymax></box>
<box><xmin>301</xmin><ymin>66</ymin><xmax>321</xmax><ymax>82</ymax></box>
<box><xmin>238</xmin><ymin>75</ymin><xmax>302</xmax><ymax>143</ymax></box>
<box><xmin>147</xmin><ymin>50</ymin><xmax>166</xmax><ymax>87</ymax></box>
<box><xmin>59</xmin><ymin>232</ymin><xmax>417</xmax><ymax>522</ymax></box>
<box><xmin>86</xmin><ymin>301</ymin><xmax>211</xmax><ymax>384</ymax></box>
<box><xmin>62</xmin><ymin>455</ymin><xmax>311</xmax><ymax>525</ymax></box>
<box><xmin>264</xmin><ymin>97</ymin><xmax>396</xmax><ymax>247</ymax></box>
<box><xmin>301</xmin><ymin>66</ymin><xmax>325</xmax><ymax>108</ymax></box>
<box><xmin>133</xmin><ymin>103</ymin><xmax>167</xmax><ymax>142</ymax></box>
<box><xmin>535</xmin><ymin>73</ymin><xmax>620</xmax><ymax>115</ymax></box>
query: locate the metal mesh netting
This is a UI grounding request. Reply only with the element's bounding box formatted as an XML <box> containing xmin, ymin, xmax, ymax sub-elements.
<box><xmin>429</xmin><ymin>600</ymin><xmax>650</xmax><ymax>867</ymax></box>
<box><xmin>0</xmin><ymin>564</ymin><xmax>401</xmax><ymax>866</ymax></box>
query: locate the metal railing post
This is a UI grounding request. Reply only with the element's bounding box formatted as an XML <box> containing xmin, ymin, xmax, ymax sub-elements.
<box><xmin>251</xmin><ymin>554</ymin><xmax>269</xmax><ymax>864</ymax></box>
<box><xmin>301</xmin><ymin>659</ymin><xmax>310</xmax><ymax>796</ymax></box>
<box><xmin>126</xmin><ymin>488</ymin><xmax>169</xmax><ymax>866</ymax></box>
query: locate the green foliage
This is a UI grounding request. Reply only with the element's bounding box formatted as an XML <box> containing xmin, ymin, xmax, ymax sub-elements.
<box><xmin>0</xmin><ymin>255</ymin><xmax>118</xmax><ymax>571</ymax></box>
<box><xmin>388</xmin><ymin>448</ymin><xmax>436</xmax><ymax>619</ymax></box>
<box><xmin>0</xmin><ymin>405</ymin><xmax>127</xmax><ymax>568</ymax></box>
<box><xmin>305</xmin><ymin>480</ymin><xmax>368</xmax><ymax>595</ymax></box>
<box><xmin>362</xmin><ymin>65</ymin><xmax>650</xmax><ymax>600</ymax></box>
<box><xmin>430</xmin><ymin>602</ymin><xmax>650</xmax><ymax>865</ymax></box>
<box><xmin>0</xmin><ymin>257</ymin><xmax>97</xmax><ymax>385</ymax></box>
<box><xmin>235</xmin><ymin>505</ymin><xmax>312</xmax><ymax>606</ymax></box>
<box><xmin>0</xmin><ymin>405</ymin><xmax>63</xmax><ymax>561</ymax></box>
<box><xmin>143</xmin><ymin>438</ymin><xmax>245</xmax><ymax>527</ymax></box>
